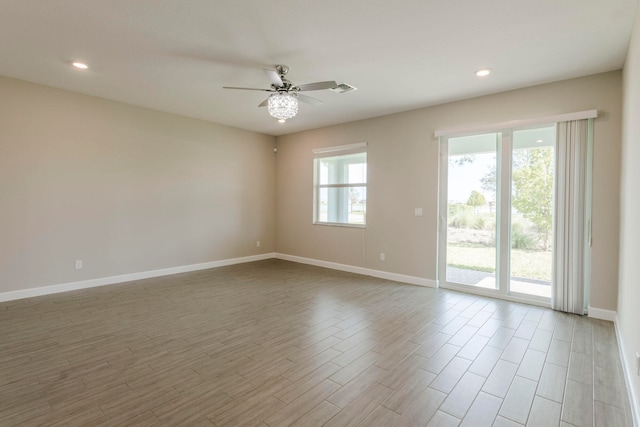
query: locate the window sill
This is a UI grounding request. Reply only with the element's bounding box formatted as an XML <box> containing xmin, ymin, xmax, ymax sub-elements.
<box><xmin>313</xmin><ymin>222</ymin><xmax>366</xmax><ymax>229</ymax></box>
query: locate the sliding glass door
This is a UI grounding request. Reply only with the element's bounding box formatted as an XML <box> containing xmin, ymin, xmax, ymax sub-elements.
<box><xmin>509</xmin><ymin>128</ymin><xmax>555</xmax><ymax>298</ymax></box>
<box><xmin>445</xmin><ymin>133</ymin><xmax>499</xmax><ymax>290</ymax></box>
<box><xmin>439</xmin><ymin>125</ymin><xmax>555</xmax><ymax>301</ymax></box>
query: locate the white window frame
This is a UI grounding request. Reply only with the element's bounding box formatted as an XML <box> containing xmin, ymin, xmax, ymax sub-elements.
<box><xmin>313</xmin><ymin>142</ymin><xmax>367</xmax><ymax>228</ymax></box>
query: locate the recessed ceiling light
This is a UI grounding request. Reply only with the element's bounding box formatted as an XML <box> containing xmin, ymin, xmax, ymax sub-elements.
<box><xmin>72</xmin><ymin>62</ymin><xmax>89</xmax><ymax>70</ymax></box>
<box><xmin>536</xmin><ymin>139</ymin><xmax>543</xmax><ymax>143</ymax></box>
<box><xmin>475</xmin><ymin>68</ymin><xmax>491</xmax><ymax>77</ymax></box>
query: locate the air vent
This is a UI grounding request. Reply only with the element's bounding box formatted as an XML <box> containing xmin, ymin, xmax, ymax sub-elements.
<box><xmin>330</xmin><ymin>83</ymin><xmax>357</xmax><ymax>94</ymax></box>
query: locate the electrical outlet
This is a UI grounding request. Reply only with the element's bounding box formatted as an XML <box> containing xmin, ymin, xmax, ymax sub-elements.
<box><xmin>75</xmin><ymin>260</ymin><xmax>83</xmax><ymax>270</ymax></box>
<box><xmin>256</xmin><ymin>240</ymin><xmax>261</xmax><ymax>248</ymax></box>
<box><xmin>380</xmin><ymin>253</ymin><xmax>385</xmax><ymax>261</ymax></box>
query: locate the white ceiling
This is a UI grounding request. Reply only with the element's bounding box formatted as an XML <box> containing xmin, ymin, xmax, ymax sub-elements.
<box><xmin>0</xmin><ymin>0</ymin><xmax>637</xmax><ymax>136</ymax></box>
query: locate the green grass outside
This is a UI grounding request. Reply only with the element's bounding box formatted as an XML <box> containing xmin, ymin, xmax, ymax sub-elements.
<box><xmin>447</xmin><ymin>243</ymin><xmax>552</xmax><ymax>281</ymax></box>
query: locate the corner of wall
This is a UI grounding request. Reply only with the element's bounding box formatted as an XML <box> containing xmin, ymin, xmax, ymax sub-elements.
<box><xmin>614</xmin><ymin>315</ymin><xmax>640</xmax><ymax>427</ymax></box>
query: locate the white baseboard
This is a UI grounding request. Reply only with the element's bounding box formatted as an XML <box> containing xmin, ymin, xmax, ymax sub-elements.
<box><xmin>0</xmin><ymin>253</ymin><xmax>276</xmax><ymax>303</ymax></box>
<box><xmin>615</xmin><ymin>317</ymin><xmax>640</xmax><ymax>427</ymax></box>
<box><xmin>588</xmin><ymin>306</ymin><xmax>617</xmax><ymax>322</ymax></box>
<box><xmin>0</xmin><ymin>253</ymin><xmax>436</xmax><ymax>303</ymax></box>
<box><xmin>275</xmin><ymin>253</ymin><xmax>437</xmax><ymax>288</ymax></box>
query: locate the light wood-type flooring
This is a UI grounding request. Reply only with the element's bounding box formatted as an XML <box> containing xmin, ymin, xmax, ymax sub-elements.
<box><xmin>0</xmin><ymin>259</ymin><xmax>633</xmax><ymax>426</ymax></box>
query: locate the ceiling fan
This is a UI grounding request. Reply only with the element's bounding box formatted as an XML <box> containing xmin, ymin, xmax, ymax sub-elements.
<box><xmin>223</xmin><ymin>65</ymin><xmax>338</xmax><ymax>122</ymax></box>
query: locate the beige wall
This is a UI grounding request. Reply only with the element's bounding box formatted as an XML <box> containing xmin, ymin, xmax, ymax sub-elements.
<box><xmin>0</xmin><ymin>70</ymin><xmax>625</xmax><ymax>315</ymax></box>
<box><xmin>275</xmin><ymin>71</ymin><xmax>622</xmax><ymax>312</ymax></box>
<box><xmin>0</xmin><ymin>76</ymin><xmax>276</xmax><ymax>293</ymax></box>
<box><xmin>619</xmin><ymin>6</ymin><xmax>640</xmax><ymax>411</ymax></box>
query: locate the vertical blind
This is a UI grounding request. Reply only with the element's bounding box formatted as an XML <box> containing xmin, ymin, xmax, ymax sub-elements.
<box><xmin>552</xmin><ymin>119</ymin><xmax>591</xmax><ymax>314</ymax></box>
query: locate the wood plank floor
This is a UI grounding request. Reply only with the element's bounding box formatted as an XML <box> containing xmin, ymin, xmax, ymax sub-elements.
<box><xmin>0</xmin><ymin>259</ymin><xmax>633</xmax><ymax>426</ymax></box>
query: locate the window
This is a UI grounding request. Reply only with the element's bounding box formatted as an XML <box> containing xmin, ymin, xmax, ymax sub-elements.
<box><xmin>313</xmin><ymin>143</ymin><xmax>367</xmax><ymax>227</ymax></box>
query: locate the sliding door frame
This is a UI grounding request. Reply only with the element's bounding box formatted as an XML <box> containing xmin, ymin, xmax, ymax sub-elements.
<box><xmin>437</xmin><ymin>127</ymin><xmax>552</xmax><ymax>307</ymax></box>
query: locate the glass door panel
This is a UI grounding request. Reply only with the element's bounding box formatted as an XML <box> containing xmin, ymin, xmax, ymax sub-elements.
<box><xmin>509</xmin><ymin>127</ymin><xmax>555</xmax><ymax>298</ymax></box>
<box><xmin>446</xmin><ymin>133</ymin><xmax>498</xmax><ymax>290</ymax></box>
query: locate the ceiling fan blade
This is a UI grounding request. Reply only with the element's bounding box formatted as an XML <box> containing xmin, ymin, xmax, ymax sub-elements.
<box><xmin>223</xmin><ymin>86</ymin><xmax>273</xmax><ymax>92</ymax></box>
<box><xmin>263</xmin><ymin>68</ymin><xmax>284</xmax><ymax>87</ymax></box>
<box><xmin>296</xmin><ymin>81</ymin><xmax>338</xmax><ymax>91</ymax></box>
<box><xmin>297</xmin><ymin>94</ymin><xmax>323</xmax><ymax>106</ymax></box>
<box><xmin>258</xmin><ymin>98</ymin><xmax>269</xmax><ymax>107</ymax></box>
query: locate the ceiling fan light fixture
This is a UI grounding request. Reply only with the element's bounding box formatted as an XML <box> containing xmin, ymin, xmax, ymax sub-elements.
<box><xmin>267</xmin><ymin>92</ymin><xmax>298</xmax><ymax>120</ymax></box>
